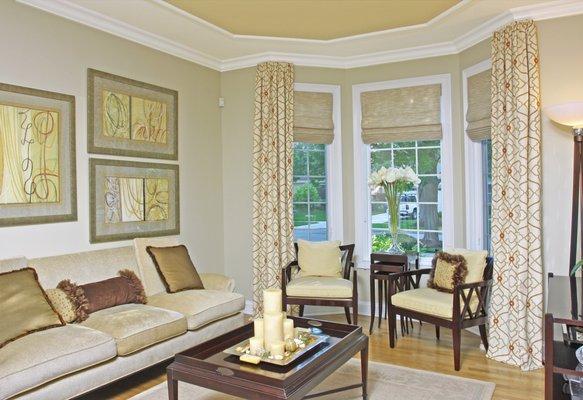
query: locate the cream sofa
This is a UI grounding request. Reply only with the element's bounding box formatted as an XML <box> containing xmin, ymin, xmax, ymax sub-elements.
<box><xmin>0</xmin><ymin>245</ymin><xmax>246</xmax><ymax>400</ymax></box>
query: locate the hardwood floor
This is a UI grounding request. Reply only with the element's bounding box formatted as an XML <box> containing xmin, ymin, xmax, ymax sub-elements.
<box><xmin>80</xmin><ymin>314</ymin><xmax>543</xmax><ymax>400</ymax></box>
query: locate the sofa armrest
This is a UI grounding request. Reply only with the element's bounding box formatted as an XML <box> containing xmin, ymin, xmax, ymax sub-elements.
<box><xmin>200</xmin><ymin>273</ymin><xmax>235</xmax><ymax>292</ymax></box>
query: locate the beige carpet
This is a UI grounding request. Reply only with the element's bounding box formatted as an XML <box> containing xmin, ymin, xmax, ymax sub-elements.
<box><xmin>130</xmin><ymin>359</ymin><xmax>495</xmax><ymax>400</ymax></box>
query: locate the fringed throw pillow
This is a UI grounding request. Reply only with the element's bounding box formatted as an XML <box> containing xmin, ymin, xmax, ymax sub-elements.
<box><xmin>427</xmin><ymin>252</ymin><xmax>468</xmax><ymax>293</ymax></box>
<box><xmin>58</xmin><ymin>269</ymin><xmax>147</xmax><ymax>322</ymax></box>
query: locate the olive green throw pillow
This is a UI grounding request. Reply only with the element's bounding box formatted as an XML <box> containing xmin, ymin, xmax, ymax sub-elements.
<box><xmin>0</xmin><ymin>268</ymin><xmax>64</xmax><ymax>349</ymax></box>
<box><xmin>146</xmin><ymin>245</ymin><xmax>204</xmax><ymax>293</ymax></box>
<box><xmin>427</xmin><ymin>252</ymin><xmax>468</xmax><ymax>293</ymax></box>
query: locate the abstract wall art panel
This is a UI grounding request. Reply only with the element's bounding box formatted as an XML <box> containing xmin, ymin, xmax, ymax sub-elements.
<box><xmin>90</xmin><ymin>158</ymin><xmax>179</xmax><ymax>243</ymax></box>
<box><xmin>88</xmin><ymin>69</ymin><xmax>178</xmax><ymax>160</ymax></box>
<box><xmin>0</xmin><ymin>83</ymin><xmax>76</xmax><ymax>226</ymax></box>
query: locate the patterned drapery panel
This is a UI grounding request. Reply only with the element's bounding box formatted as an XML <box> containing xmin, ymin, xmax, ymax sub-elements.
<box><xmin>487</xmin><ymin>20</ymin><xmax>543</xmax><ymax>371</ymax></box>
<box><xmin>252</xmin><ymin>62</ymin><xmax>295</xmax><ymax>317</ymax></box>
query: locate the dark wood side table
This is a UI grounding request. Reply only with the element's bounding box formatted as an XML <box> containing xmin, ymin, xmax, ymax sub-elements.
<box><xmin>167</xmin><ymin>317</ymin><xmax>369</xmax><ymax>400</ymax></box>
<box><xmin>369</xmin><ymin>253</ymin><xmax>418</xmax><ymax>335</ymax></box>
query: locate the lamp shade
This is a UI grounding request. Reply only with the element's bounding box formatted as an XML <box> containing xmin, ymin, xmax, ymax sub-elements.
<box><xmin>545</xmin><ymin>102</ymin><xmax>583</xmax><ymax>128</ymax></box>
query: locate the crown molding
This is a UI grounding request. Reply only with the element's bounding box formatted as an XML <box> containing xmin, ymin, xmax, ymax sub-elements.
<box><xmin>17</xmin><ymin>0</ymin><xmax>222</xmax><ymax>70</ymax></box>
<box><xmin>16</xmin><ymin>0</ymin><xmax>583</xmax><ymax>72</ymax></box>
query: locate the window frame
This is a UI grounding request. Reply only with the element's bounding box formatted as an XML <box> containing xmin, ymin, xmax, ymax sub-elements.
<box><xmin>462</xmin><ymin>59</ymin><xmax>492</xmax><ymax>251</ymax></box>
<box><xmin>352</xmin><ymin>74</ymin><xmax>454</xmax><ymax>267</ymax></box>
<box><xmin>293</xmin><ymin>83</ymin><xmax>343</xmax><ymax>242</ymax></box>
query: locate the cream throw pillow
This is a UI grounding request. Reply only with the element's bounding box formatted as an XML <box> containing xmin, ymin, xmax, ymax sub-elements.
<box><xmin>298</xmin><ymin>240</ymin><xmax>342</xmax><ymax>278</ymax></box>
<box><xmin>444</xmin><ymin>248</ymin><xmax>488</xmax><ymax>283</ymax></box>
<box><xmin>46</xmin><ymin>288</ymin><xmax>77</xmax><ymax>323</ymax></box>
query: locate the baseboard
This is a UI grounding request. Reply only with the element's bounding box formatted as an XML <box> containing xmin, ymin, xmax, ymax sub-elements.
<box><xmin>243</xmin><ymin>300</ymin><xmax>373</xmax><ymax>317</ymax></box>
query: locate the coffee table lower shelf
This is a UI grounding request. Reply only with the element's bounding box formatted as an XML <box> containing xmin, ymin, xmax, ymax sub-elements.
<box><xmin>166</xmin><ymin>317</ymin><xmax>369</xmax><ymax>400</ymax></box>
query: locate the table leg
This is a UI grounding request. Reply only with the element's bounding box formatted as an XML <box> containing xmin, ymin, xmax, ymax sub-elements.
<box><xmin>361</xmin><ymin>337</ymin><xmax>369</xmax><ymax>400</ymax></box>
<box><xmin>167</xmin><ymin>371</ymin><xmax>178</xmax><ymax>400</ymax></box>
<box><xmin>377</xmin><ymin>279</ymin><xmax>383</xmax><ymax>328</ymax></box>
<box><xmin>369</xmin><ymin>275</ymin><xmax>375</xmax><ymax>335</ymax></box>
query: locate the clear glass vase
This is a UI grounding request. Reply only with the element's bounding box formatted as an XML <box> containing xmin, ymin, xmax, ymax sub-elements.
<box><xmin>386</xmin><ymin>187</ymin><xmax>405</xmax><ymax>255</ymax></box>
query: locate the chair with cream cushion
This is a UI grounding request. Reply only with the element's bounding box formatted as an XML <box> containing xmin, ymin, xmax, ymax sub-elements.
<box><xmin>387</xmin><ymin>249</ymin><xmax>493</xmax><ymax>371</ymax></box>
<box><xmin>282</xmin><ymin>242</ymin><xmax>357</xmax><ymax>325</ymax></box>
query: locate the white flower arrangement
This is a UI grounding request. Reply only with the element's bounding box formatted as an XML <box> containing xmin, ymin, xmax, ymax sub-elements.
<box><xmin>368</xmin><ymin>166</ymin><xmax>420</xmax><ymax>254</ymax></box>
<box><xmin>368</xmin><ymin>166</ymin><xmax>421</xmax><ymax>193</ymax></box>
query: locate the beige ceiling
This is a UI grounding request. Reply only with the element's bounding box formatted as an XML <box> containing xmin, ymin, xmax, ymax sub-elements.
<box><xmin>165</xmin><ymin>0</ymin><xmax>460</xmax><ymax>40</ymax></box>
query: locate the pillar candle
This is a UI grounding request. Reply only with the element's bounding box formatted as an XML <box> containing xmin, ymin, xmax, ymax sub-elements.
<box><xmin>253</xmin><ymin>318</ymin><xmax>264</xmax><ymax>340</ymax></box>
<box><xmin>249</xmin><ymin>336</ymin><xmax>263</xmax><ymax>356</ymax></box>
<box><xmin>283</xmin><ymin>319</ymin><xmax>294</xmax><ymax>340</ymax></box>
<box><xmin>263</xmin><ymin>288</ymin><xmax>282</xmax><ymax>314</ymax></box>
<box><xmin>263</xmin><ymin>312</ymin><xmax>283</xmax><ymax>351</ymax></box>
<box><xmin>270</xmin><ymin>340</ymin><xmax>285</xmax><ymax>357</ymax></box>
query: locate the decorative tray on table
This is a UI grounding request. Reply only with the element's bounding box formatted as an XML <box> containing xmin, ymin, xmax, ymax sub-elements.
<box><xmin>223</xmin><ymin>331</ymin><xmax>329</xmax><ymax>366</ymax></box>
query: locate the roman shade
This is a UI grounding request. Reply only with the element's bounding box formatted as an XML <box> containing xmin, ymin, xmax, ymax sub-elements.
<box><xmin>294</xmin><ymin>91</ymin><xmax>334</xmax><ymax>144</ymax></box>
<box><xmin>360</xmin><ymin>84</ymin><xmax>442</xmax><ymax>144</ymax></box>
<box><xmin>466</xmin><ymin>69</ymin><xmax>492</xmax><ymax>141</ymax></box>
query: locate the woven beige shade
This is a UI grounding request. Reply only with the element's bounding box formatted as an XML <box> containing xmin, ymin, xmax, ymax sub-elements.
<box><xmin>294</xmin><ymin>91</ymin><xmax>334</xmax><ymax>144</ymax></box>
<box><xmin>360</xmin><ymin>84</ymin><xmax>442</xmax><ymax>144</ymax></box>
<box><xmin>466</xmin><ymin>69</ymin><xmax>492</xmax><ymax>141</ymax></box>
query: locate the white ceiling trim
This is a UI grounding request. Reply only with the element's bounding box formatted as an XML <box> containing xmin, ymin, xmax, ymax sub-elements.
<box><xmin>16</xmin><ymin>0</ymin><xmax>583</xmax><ymax>72</ymax></box>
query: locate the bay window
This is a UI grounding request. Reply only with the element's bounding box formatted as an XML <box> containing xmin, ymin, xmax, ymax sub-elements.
<box><xmin>292</xmin><ymin>84</ymin><xmax>343</xmax><ymax>242</ymax></box>
<box><xmin>353</xmin><ymin>75</ymin><xmax>454</xmax><ymax>266</ymax></box>
<box><xmin>463</xmin><ymin>61</ymin><xmax>492</xmax><ymax>252</ymax></box>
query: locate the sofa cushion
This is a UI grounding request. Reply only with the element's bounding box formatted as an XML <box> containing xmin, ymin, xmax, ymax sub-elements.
<box><xmin>81</xmin><ymin>304</ymin><xmax>187</xmax><ymax>356</ymax></box>
<box><xmin>134</xmin><ymin>236</ymin><xmax>181</xmax><ymax>296</ymax></box>
<box><xmin>391</xmin><ymin>287</ymin><xmax>479</xmax><ymax>320</ymax></box>
<box><xmin>286</xmin><ymin>276</ymin><xmax>352</xmax><ymax>298</ymax></box>
<box><xmin>147</xmin><ymin>290</ymin><xmax>245</xmax><ymax>330</ymax></box>
<box><xmin>199</xmin><ymin>273</ymin><xmax>235</xmax><ymax>292</ymax></box>
<box><xmin>0</xmin><ymin>324</ymin><xmax>116</xmax><ymax>399</ymax></box>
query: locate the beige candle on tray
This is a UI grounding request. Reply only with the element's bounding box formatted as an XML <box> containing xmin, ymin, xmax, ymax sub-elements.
<box><xmin>271</xmin><ymin>340</ymin><xmax>285</xmax><ymax>357</ymax></box>
<box><xmin>283</xmin><ymin>319</ymin><xmax>294</xmax><ymax>340</ymax></box>
<box><xmin>249</xmin><ymin>337</ymin><xmax>263</xmax><ymax>356</ymax></box>
<box><xmin>263</xmin><ymin>288</ymin><xmax>282</xmax><ymax>314</ymax></box>
<box><xmin>253</xmin><ymin>318</ymin><xmax>264</xmax><ymax>340</ymax></box>
<box><xmin>263</xmin><ymin>312</ymin><xmax>284</xmax><ymax>351</ymax></box>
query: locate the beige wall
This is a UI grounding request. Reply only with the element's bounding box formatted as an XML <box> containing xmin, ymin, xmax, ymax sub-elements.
<box><xmin>0</xmin><ymin>1</ymin><xmax>225</xmax><ymax>275</ymax></box>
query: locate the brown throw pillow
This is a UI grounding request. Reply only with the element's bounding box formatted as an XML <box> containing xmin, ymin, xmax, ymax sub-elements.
<box><xmin>0</xmin><ymin>268</ymin><xmax>64</xmax><ymax>349</ymax></box>
<box><xmin>58</xmin><ymin>269</ymin><xmax>147</xmax><ymax>322</ymax></box>
<box><xmin>146</xmin><ymin>245</ymin><xmax>204</xmax><ymax>293</ymax></box>
<box><xmin>427</xmin><ymin>252</ymin><xmax>468</xmax><ymax>293</ymax></box>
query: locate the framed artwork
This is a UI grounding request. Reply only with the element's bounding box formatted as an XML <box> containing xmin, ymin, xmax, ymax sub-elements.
<box><xmin>87</xmin><ymin>69</ymin><xmax>178</xmax><ymax>160</ymax></box>
<box><xmin>89</xmin><ymin>158</ymin><xmax>180</xmax><ymax>243</ymax></box>
<box><xmin>90</xmin><ymin>158</ymin><xmax>179</xmax><ymax>243</ymax></box>
<box><xmin>0</xmin><ymin>83</ymin><xmax>76</xmax><ymax>227</ymax></box>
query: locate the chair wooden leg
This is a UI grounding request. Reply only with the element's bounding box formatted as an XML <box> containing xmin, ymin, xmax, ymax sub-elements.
<box><xmin>344</xmin><ymin>307</ymin><xmax>352</xmax><ymax>324</ymax></box>
<box><xmin>299</xmin><ymin>305</ymin><xmax>304</xmax><ymax>317</ymax></box>
<box><xmin>479</xmin><ymin>324</ymin><xmax>489</xmax><ymax>351</ymax></box>
<box><xmin>452</xmin><ymin>327</ymin><xmax>461</xmax><ymax>371</ymax></box>
<box><xmin>353</xmin><ymin>298</ymin><xmax>358</xmax><ymax>326</ymax></box>
<box><xmin>389</xmin><ymin>310</ymin><xmax>396</xmax><ymax>348</ymax></box>
<box><xmin>435</xmin><ymin>325</ymin><xmax>440</xmax><ymax>340</ymax></box>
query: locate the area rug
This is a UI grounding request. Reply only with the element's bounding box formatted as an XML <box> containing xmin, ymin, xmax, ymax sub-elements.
<box><xmin>130</xmin><ymin>359</ymin><xmax>495</xmax><ymax>400</ymax></box>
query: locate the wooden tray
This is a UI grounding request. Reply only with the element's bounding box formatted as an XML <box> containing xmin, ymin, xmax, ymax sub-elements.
<box><xmin>223</xmin><ymin>334</ymin><xmax>329</xmax><ymax>366</ymax></box>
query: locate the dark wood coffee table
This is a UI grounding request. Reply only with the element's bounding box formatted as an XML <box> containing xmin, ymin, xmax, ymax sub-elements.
<box><xmin>167</xmin><ymin>317</ymin><xmax>368</xmax><ymax>400</ymax></box>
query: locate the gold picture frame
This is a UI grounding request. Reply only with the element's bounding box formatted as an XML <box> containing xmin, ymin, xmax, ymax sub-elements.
<box><xmin>0</xmin><ymin>82</ymin><xmax>76</xmax><ymax>227</ymax></box>
<box><xmin>87</xmin><ymin>69</ymin><xmax>178</xmax><ymax>160</ymax></box>
<box><xmin>90</xmin><ymin>158</ymin><xmax>179</xmax><ymax>243</ymax></box>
